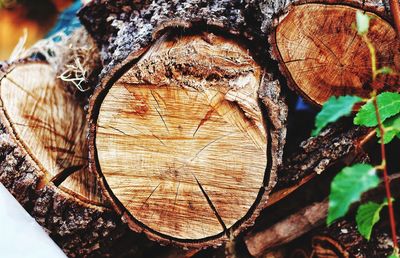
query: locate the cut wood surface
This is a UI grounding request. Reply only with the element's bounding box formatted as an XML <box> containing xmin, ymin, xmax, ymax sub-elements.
<box><xmin>89</xmin><ymin>30</ymin><xmax>288</xmax><ymax>246</ymax></box>
<box><xmin>79</xmin><ymin>0</ymin><xmax>396</xmax><ymax>86</ymax></box>
<box><xmin>272</xmin><ymin>3</ymin><xmax>400</xmax><ymax>105</ymax></box>
<box><xmin>0</xmin><ymin>61</ymin><xmax>185</xmax><ymax>257</ymax></box>
<box><xmin>1</xmin><ymin>0</ymin><xmax>398</xmax><ymax>256</ymax></box>
<box><xmin>0</xmin><ymin>62</ymin><xmax>102</xmax><ymax>204</ymax></box>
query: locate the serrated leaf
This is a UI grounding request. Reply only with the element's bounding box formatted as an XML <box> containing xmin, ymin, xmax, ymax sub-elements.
<box><xmin>376</xmin><ymin>113</ymin><xmax>400</xmax><ymax>143</ymax></box>
<box><xmin>327</xmin><ymin>164</ymin><xmax>379</xmax><ymax>225</ymax></box>
<box><xmin>356</xmin><ymin>200</ymin><xmax>390</xmax><ymax>240</ymax></box>
<box><xmin>356</xmin><ymin>11</ymin><xmax>371</xmax><ymax>35</ymax></box>
<box><xmin>312</xmin><ymin>96</ymin><xmax>362</xmax><ymax>136</ymax></box>
<box><xmin>354</xmin><ymin>92</ymin><xmax>400</xmax><ymax>127</ymax></box>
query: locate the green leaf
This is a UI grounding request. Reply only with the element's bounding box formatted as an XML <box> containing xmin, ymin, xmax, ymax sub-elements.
<box><xmin>376</xmin><ymin>113</ymin><xmax>400</xmax><ymax>144</ymax></box>
<box><xmin>356</xmin><ymin>199</ymin><xmax>390</xmax><ymax>240</ymax></box>
<box><xmin>327</xmin><ymin>164</ymin><xmax>379</xmax><ymax>225</ymax></box>
<box><xmin>354</xmin><ymin>92</ymin><xmax>400</xmax><ymax>127</ymax></box>
<box><xmin>312</xmin><ymin>96</ymin><xmax>362</xmax><ymax>136</ymax></box>
<box><xmin>376</xmin><ymin>66</ymin><xmax>394</xmax><ymax>75</ymax></box>
<box><xmin>356</xmin><ymin>11</ymin><xmax>371</xmax><ymax>35</ymax></box>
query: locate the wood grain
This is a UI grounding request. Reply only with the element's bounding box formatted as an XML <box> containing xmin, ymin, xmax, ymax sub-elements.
<box><xmin>274</xmin><ymin>4</ymin><xmax>400</xmax><ymax>105</ymax></box>
<box><xmin>93</xmin><ymin>32</ymin><xmax>270</xmax><ymax>241</ymax></box>
<box><xmin>0</xmin><ymin>63</ymin><xmax>101</xmax><ymax>204</ymax></box>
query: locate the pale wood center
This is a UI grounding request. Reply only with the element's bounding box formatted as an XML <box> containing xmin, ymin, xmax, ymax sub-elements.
<box><xmin>96</xmin><ymin>33</ymin><xmax>268</xmax><ymax>239</ymax></box>
<box><xmin>276</xmin><ymin>4</ymin><xmax>400</xmax><ymax>105</ymax></box>
<box><xmin>0</xmin><ymin>63</ymin><xmax>102</xmax><ymax>203</ymax></box>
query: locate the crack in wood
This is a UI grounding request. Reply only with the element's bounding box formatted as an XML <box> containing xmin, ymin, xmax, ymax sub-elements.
<box><xmin>192</xmin><ymin>108</ymin><xmax>214</xmax><ymax>137</ymax></box>
<box><xmin>50</xmin><ymin>164</ymin><xmax>85</xmax><ymax>186</ymax></box>
<box><xmin>191</xmin><ymin>172</ymin><xmax>228</xmax><ymax>234</ymax></box>
<box><xmin>153</xmin><ymin>104</ymin><xmax>170</xmax><ymax>134</ymax></box>
<box><xmin>138</xmin><ymin>182</ymin><xmax>161</xmax><ymax>212</ymax></box>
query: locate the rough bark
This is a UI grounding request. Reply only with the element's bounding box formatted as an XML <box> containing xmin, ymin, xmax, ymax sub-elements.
<box><xmin>87</xmin><ymin>29</ymin><xmax>288</xmax><ymax>247</ymax></box>
<box><xmin>242</xmin><ymin>120</ymin><xmax>371</xmax><ymax>256</ymax></box>
<box><xmin>78</xmin><ymin>0</ymin><xmax>395</xmax><ymax>84</ymax></box>
<box><xmin>78</xmin><ymin>0</ymin><xmax>268</xmax><ymax>78</ymax></box>
<box><xmin>312</xmin><ymin>220</ymin><xmax>399</xmax><ymax>258</ymax></box>
<box><xmin>277</xmin><ymin>121</ymin><xmax>369</xmax><ymax>189</ymax></box>
<box><xmin>244</xmin><ymin>200</ymin><xmax>328</xmax><ymax>257</ymax></box>
<box><xmin>0</xmin><ymin>112</ymin><xmax>132</xmax><ymax>257</ymax></box>
<box><xmin>0</xmin><ymin>61</ymin><xmax>184</xmax><ymax>257</ymax></box>
<box><xmin>0</xmin><ymin>61</ymin><xmax>375</xmax><ymax>256</ymax></box>
<box><xmin>1</xmin><ymin>0</ymin><xmax>396</xmax><ymax>256</ymax></box>
<box><xmin>312</xmin><ymin>175</ymin><xmax>400</xmax><ymax>258</ymax></box>
<box><xmin>264</xmin><ymin>120</ymin><xmax>370</xmax><ymax>209</ymax></box>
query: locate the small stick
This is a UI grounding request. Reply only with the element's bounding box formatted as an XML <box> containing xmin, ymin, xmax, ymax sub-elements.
<box><xmin>244</xmin><ymin>200</ymin><xmax>328</xmax><ymax>257</ymax></box>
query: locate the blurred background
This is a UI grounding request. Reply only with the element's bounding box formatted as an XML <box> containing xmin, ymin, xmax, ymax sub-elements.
<box><xmin>0</xmin><ymin>0</ymin><xmax>88</xmax><ymax>59</ymax></box>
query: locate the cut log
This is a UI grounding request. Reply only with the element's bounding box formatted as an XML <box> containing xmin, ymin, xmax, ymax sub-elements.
<box><xmin>0</xmin><ymin>61</ymin><xmax>185</xmax><ymax>257</ymax></box>
<box><xmin>271</xmin><ymin>2</ymin><xmax>400</xmax><ymax>105</ymax></box>
<box><xmin>78</xmin><ymin>0</ymin><xmax>270</xmax><ymax>77</ymax></box>
<box><xmin>88</xmin><ymin>30</ymin><xmax>287</xmax><ymax>246</ymax></box>
<box><xmin>0</xmin><ymin>62</ymin><xmax>102</xmax><ymax>204</ymax></box>
<box><xmin>79</xmin><ymin>0</ymin><xmax>399</xmax><ymax>101</ymax></box>
<box><xmin>2</xmin><ymin>0</ymin><xmax>396</xmax><ymax>255</ymax></box>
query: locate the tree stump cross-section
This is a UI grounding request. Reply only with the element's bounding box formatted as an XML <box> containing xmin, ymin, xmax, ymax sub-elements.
<box><xmin>89</xmin><ymin>31</ymin><xmax>283</xmax><ymax>246</ymax></box>
<box><xmin>0</xmin><ymin>62</ymin><xmax>104</xmax><ymax>203</ymax></box>
<box><xmin>272</xmin><ymin>3</ymin><xmax>400</xmax><ymax>105</ymax></box>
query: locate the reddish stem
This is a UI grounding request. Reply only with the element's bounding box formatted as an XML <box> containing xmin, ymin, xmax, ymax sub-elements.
<box><xmin>373</xmin><ymin>97</ymin><xmax>398</xmax><ymax>250</ymax></box>
<box><xmin>390</xmin><ymin>0</ymin><xmax>400</xmax><ymax>36</ymax></box>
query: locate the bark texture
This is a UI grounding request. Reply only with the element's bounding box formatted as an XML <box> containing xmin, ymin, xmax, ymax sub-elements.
<box><xmin>313</xmin><ymin>219</ymin><xmax>399</xmax><ymax>258</ymax></box>
<box><xmin>277</xmin><ymin>121</ymin><xmax>369</xmax><ymax>189</ymax></box>
<box><xmin>0</xmin><ymin>121</ymin><xmax>126</xmax><ymax>257</ymax></box>
<box><xmin>87</xmin><ymin>29</ymin><xmax>288</xmax><ymax>247</ymax></box>
<box><xmin>0</xmin><ymin>62</ymin><xmax>180</xmax><ymax>257</ymax></box>
<box><xmin>78</xmin><ymin>0</ymin><xmax>393</xmax><ymax>80</ymax></box>
<box><xmin>312</xmin><ymin>175</ymin><xmax>400</xmax><ymax>258</ymax></box>
<box><xmin>0</xmin><ymin>0</ymin><xmax>396</xmax><ymax>256</ymax></box>
<box><xmin>245</xmin><ymin>200</ymin><xmax>328</xmax><ymax>257</ymax></box>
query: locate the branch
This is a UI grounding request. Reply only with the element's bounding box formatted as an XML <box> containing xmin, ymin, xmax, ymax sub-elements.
<box><xmin>244</xmin><ymin>200</ymin><xmax>328</xmax><ymax>257</ymax></box>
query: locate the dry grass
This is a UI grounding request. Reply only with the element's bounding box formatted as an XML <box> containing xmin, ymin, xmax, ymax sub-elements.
<box><xmin>9</xmin><ymin>27</ymin><xmax>100</xmax><ymax>92</ymax></box>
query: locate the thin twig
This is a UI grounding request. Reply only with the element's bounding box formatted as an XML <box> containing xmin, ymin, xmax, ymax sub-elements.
<box><xmin>373</xmin><ymin>96</ymin><xmax>398</xmax><ymax>251</ymax></box>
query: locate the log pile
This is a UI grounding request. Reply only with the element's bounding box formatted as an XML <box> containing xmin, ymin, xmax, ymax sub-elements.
<box><xmin>0</xmin><ymin>0</ymin><xmax>399</xmax><ymax>257</ymax></box>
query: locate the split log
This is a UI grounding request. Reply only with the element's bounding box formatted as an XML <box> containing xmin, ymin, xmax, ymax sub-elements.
<box><xmin>0</xmin><ymin>62</ymin><xmax>99</xmax><ymax>202</ymax></box>
<box><xmin>88</xmin><ymin>30</ymin><xmax>288</xmax><ymax>247</ymax></box>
